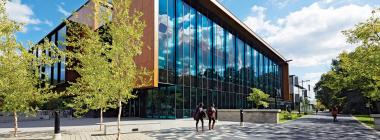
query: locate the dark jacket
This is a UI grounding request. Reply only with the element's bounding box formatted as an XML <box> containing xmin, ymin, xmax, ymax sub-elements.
<box><xmin>194</xmin><ymin>106</ymin><xmax>205</xmax><ymax>120</ymax></box>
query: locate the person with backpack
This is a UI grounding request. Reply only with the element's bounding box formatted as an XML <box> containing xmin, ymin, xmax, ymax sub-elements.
<box><xmin>207</xmin><ymin>104</ymin><xmax>217</xmax><ymax>130</ymax></box>
<box><xmin>194</xmin><ymin>103</ymin><xmax>205</xmax><ymax>132</ymax></box>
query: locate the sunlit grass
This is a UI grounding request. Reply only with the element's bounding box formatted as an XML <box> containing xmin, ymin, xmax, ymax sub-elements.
<box><xmin>354</xmin><ymin>115</ymin><xmax>374</xmax><ymax>128</ymax></box>
<box><xmin>279</xmin><ymin>111</ymin><xmax>303</xmax><ymax>123</ymax></box>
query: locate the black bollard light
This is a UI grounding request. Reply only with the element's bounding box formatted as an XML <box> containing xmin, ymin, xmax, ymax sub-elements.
<box><xmin>54</xmin><ymin>111</ymin><xmax>61</xmax><ymax>140</ymax></box>
<box><xmin>240</xmin><ymin>109</ymin><xmax>244</xmax><ymax>126</ymax></box>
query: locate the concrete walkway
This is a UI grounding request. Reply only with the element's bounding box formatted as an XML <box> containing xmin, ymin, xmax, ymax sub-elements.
<box><xmin>0</xmin><ymin>113</ymin><xmax>379</xmax><ymax>140</ymax></box>
<box><xmin>143</xmin><ymin>112</ymin><xmax>380</xmax><ymax>140</ymax></box>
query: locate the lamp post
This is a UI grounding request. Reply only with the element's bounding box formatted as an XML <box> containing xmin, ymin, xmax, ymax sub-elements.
<box><xmin>274</xmin><ymin>89</ymin><xmax>281</xmax><ymax>109</ymax></box>
<box><xmin>297</xmin><ymin>79</ymin><xmax>309</xmax><ymax>114</ymax></box>
<box><xmin>301</xmin><ymin>80</ymin><xmax>310</xmax><ymax>113</ymax></box>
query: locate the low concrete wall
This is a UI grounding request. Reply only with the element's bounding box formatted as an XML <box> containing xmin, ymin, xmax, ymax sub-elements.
<box><xmin>0</xmin><ymin>110</ymin><xmax>72</xmax><ymax>123</ymax></box>
<box><xmin>218</xmin><ymin>109</ymin><xmax>281</xmax><ymax>123</ymax></box>
<box><xmin>370</xmin><ymin>114</ymin><xmax>380</xmax><ymax>130</ymax></box>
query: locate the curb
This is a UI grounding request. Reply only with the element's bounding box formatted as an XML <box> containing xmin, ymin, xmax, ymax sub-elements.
<box><xmin>351</xmin><ymin>115</ymin><xmax>380</xmax><ymax>136</ymax></box>
<box><xmin>351</xmin><ymin>115</ymin><xmax>373</xmax><ymax>130</ymax></box>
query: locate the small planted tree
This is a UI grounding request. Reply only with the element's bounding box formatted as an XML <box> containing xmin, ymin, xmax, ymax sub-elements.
<box><xmin>0</xmin><ymin>0</ymin><xmax>61</xmax><ymax>136</ymax></box>
<box><xmin>64</xmin><ymin>0</ymin><xmax>150</xmax><ymax>138</ymax></box>
<box><xmin>247</xmin><ymin>88</ymin><xmax>270</xmax><ymax>109</ymax></box>
<box><xmin>106</xmin><ymin>1</ymin><xmax>151</xmax><ymax>139</ymax></box>
<box><xmin>65</xmin><ymin>20</ymin><xmax>116</xmax><ymax>130</ymax></box>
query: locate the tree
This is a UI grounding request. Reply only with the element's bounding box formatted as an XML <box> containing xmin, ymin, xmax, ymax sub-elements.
<box><xmin>64</xmin><ymin>0</ymin><xmax>150</xmax><ymax>139</ymax></box>
<box><xmin>315</xmin><ymin>8</ymin><xmax>380</xmax><ymax>114</ymax></box>
<box><xmin>65</xmin><ymin>19</ymin><xmax>116</xmax><ymax>131</ymax></box>
<box><xmin>247</xmin><ymin>88</ymin><xmax>270</xmax><ymax>109</ymax></box>
<box><xmin>106</xmin><ymin>1</ymin><xmax>151</xmax><ymax>139</ymax></box>
<box><xmin>0</xmin><ymin>0</ymin><xmax>61</xmax><ymax>136</ymax></box>
<box><xmin>316</xmin><ymin>100</ymin><xmax>326</xmax><ymax>111</ymax></box>
<box><xmin>341</xmin><ymin>8</ymin><xmax>380</xmax><ymax>102</ymax></box>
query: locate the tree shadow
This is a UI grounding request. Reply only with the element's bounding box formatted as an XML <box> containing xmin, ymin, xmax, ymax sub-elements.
<box><xmin>0</xmin><ymin>117</ymin><xmax>160</xmax><ymax>128</ymax></box>
<box><xmin>143</xmin><ymin>113</ymin><xmax>380</xmax><ymax>140</ymax></box>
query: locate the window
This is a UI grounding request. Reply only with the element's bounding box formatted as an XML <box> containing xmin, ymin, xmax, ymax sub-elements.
<box><xmin>213</xmin><ymin>23</ymin><xmax>225</xmax><ymax>91</ymax></box>
<box><xmin>189</xmin><ymin>7</ymin><xmax>196</xmax><ymax>83</ymax></box>
<box><xmin>236</xmin><ymin>38</ymin><xmax>244</xmax><ymax>85</ymax></box>
<box><xmin>176</xmin><ymin>0</ymin><xmax>184</xmax><ymax>84</ymax></box>
<box><xmin>245</xmin><ymin>44</ymin><xmax>251</xmax><ymax>86</ymax></box>
<box><xmin>226</xmin><ymin>32</ymin><xmax>235</xmax><ymax>84</ymax></box>
<box><xmin>158</xmin><ymin>0</ymin><xmax>175</xmax><ymax>83</ymax></box>
<box><xmin>58</xmin><ymin>26</ymin><xmax>66</xmax><ymax>83</ymax></box>
<box><xmin>197</xmin><ymin>12</ymin><xmax>212</xmax><ymax>89</ymax></box>
<box><xmin>53</xmin><ymin>34</ymin><xmax>58</xmax><ymax>84</ymax></box>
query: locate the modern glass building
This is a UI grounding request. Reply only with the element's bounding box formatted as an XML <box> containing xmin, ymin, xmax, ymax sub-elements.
<box><xmin>38</xmin><ymin>0</ymin><xmax>290</xmax><ymax>119</ymax></box>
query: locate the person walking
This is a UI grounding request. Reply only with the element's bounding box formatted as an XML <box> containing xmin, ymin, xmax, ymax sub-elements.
<box><xmin>331</xmin><ymin>106</ymin><xmax>338</xmax><ymax>122</ymax></box>
<box><xmin>207</xmin><ymin>104</ymin><xmax>217</xmax><ymax>130</ymax></box>
<box><xmin>194</xmin><ymin>103</ymin><xmax>205</xmax><ymax>132</ymax></box>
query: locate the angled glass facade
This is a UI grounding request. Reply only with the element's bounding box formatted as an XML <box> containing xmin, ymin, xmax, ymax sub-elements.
<box><xmin>37</xmin><ymin>0</ymin><xmax>286</xmax><ymax>119</ymax></box>
<box><xmin>143</xmin><ymin>0</ymin><xmax>283</xmax><ymax>118</ymax></box>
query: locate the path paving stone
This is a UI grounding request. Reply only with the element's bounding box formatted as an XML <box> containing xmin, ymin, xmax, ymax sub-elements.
<box><xmin>0</xmin><ymin>112</ymin><xmax>379</xmax><ymax>140</ymax></box>
<box><xmin>143</xmin><ymin>112</ymin><xmax>380</xmax><ymax>140</ymax></box>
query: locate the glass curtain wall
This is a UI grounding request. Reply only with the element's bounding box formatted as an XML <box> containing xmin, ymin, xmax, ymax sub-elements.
<box><xmin>213</xmin><ymin>23</ymin><xmax>225</xmax><ymax>108</ymax></box>
<box><xmin>58</xmin><ymin>27</ymin><xmax>66</xmax><ymax>83</ymax></box>
<box><xmin>155</xmin><ymin>0</ymin><xmax>283</xmax><ymax>118</ymax></box>
<box><xmin>159</xmin><ymin>0</ymin><xmax>175</xmax><ymax>84</ymax></box>
<box><xmin>39</xmin><ymin>25</ymin><xmax>66</xmax><ymax>85</ymax></box>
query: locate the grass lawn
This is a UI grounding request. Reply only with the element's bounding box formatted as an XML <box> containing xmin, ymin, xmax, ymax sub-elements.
<box><xmin>354</xmin><ymin>115</ymin><xmax>374</xmax><ymax>128</ymax></box>
<box><xmin>279</xmin><ymin>112</ymin><xmax>303</xmax><ymax>123</ymax></box>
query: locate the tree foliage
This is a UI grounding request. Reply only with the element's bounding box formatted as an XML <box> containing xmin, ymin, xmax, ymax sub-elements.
<box><xmin>64</xmin><ymin>0</ymin><xmax>150</xmax><ymax>137</ymax></box>
<box><xmin>64</xmin><ymin>11</ymin><xmax>116</xmax><ymax>131</ymax></box>
<box><xmin>247</xmin><ymin>88</ymin><xmax>270</xmax><ymax>109</ymax></box>
<box><xmin>0</xmin><ymin>0</ymin><xmax>61</xmax><ymax>136</ymax></box>
<box><xmin>315</xmin><ymin>8</ymin><xmax>380</xmax><ymax>114</ymax></box>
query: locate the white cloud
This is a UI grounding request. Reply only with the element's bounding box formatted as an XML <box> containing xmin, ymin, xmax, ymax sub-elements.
<box><xmin>269</xmin><ymin>3</ymin><xmax>371</xmax><ymax>67</ymax></box>
<box><xmin>5</xmin><ymin>0</ymin><xmax>41</xmax><ymax>25</ymax></box>
<box><xmin>244</xmin><ymin>6</ymin><xmax>280</xmax><ymax>37</ymax></box>
<box><xmin>320</xmin><ymin>0</ymin><xmax>335</xmax><ymax>4</ymax></box>
<box><xmin>304</xmin><ymin>72</ymin><xmax>324</xmax><ymax>81</ymax></box>
<box><xmin>244</xmin><ymin>3</ymin><xmax>372</xmax><ymax>68</ymax></box>
<box><xmin>58</xmin><ymin>5</ymin><xmax>71</xmax><ymax>17</ymax></box>
<box><xmin>243</xmin><ymin>2</ymin><xmax>373</xmax><ymax>98</ymax></box>
<box><xmin>4</xmin><ymin>0</ymin><xmax>52</xmax><ymax>32</ymax></box>
<box><xmin>269</xmin><ymin>0</ymin><xmax>292</xmax><ymax>8</ymax></box>
<box><xmin>44</xmin><ymin>20</ymin><xmax>53</xmax><ymax>27</ymax></box>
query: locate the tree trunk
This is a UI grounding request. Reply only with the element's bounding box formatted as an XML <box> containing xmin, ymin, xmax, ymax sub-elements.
<box><xmin>116</xmin><ymin>99</ymin><xmax>122</xmax><ymax>140</ymax></box>
<box><xmin>100</xmin><ymin>108</ymin><xmax>103</xmax><ymax>131</ymax></box>
<box><xmin>13</xmin><ymin>112</ymin><xmax>18</xmax><ymax>137</ymax></box>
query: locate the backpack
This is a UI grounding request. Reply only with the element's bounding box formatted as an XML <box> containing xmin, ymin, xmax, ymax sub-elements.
<box><xmin>192</xmin><ymin>108</ymin><xmax>198</xmax><ymax>120</ymax></box>
<box><xmin>207</xmin><ymin>107</ymin><xmax>216</xmax><ymax>118</ymax></box>
<box><xmin>193</xmin><ymin>107</ymin><xmax>205</xmax><ymax>120</ymax></box>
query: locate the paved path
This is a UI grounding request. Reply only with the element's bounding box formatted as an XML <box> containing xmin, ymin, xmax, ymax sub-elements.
<box><xmin>0</xmin><ymin>113</ymin><xmax>379</xmax><ymax>140</ymax></box>
<box><xmin>143</xmin><ymin>113</ymin><xmax>380</xmax><ymax>140</ymax></box>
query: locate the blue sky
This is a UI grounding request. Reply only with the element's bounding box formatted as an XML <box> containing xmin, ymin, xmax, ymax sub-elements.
<box><xmin>7</xmin><ymin>0</ymin><xmax>87</xmax><ymax>44</ymax></box>
<box><xmin>6</xmin><ymin>0</ymin><xmax>380</xmax><ymax>99</ymax></box>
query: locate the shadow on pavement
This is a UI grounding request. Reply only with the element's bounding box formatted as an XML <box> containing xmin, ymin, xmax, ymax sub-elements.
<box><xmin>0</xmin><ymin>117</ymin><xmax>161</xmax><ymax>128</ymax></box>
<box><xmin>144</xmin><ymin>113</ymin><xmax>380</xmax><ymax>140</ymax></box>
